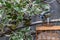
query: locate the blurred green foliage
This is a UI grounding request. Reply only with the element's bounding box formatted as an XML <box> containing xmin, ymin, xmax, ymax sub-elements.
<box><xmin>0</xmin><ymin>0</ymin><xmax>50</xmax><ymax>40</ymax></box>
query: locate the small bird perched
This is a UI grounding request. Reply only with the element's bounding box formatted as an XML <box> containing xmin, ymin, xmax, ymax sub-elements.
<box><xmin>40</xmin><ymin>11</ymin><xmax>51</xmax><ymax>25</ymax></box>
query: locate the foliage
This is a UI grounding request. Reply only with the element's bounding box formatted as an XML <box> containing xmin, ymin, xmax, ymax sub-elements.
<box><xmin>0</xmin><ymin>0</ymin><xmax>50</xmax><ymax>22</ymax></box>
<box><xmin>9</xmin><ymin>27</ymin><xmax>33</xmax><ymax>40</ymax></box>
<box><xmin>0</xmin><ymin>0</ymin><xmax>50</xmax><ymax>40</ymax></box>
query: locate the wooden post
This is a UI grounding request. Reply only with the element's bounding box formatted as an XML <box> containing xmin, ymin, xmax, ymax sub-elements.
<box><xmin>36</xmin><ymin>26</ymin><xmax>60</xmax><ymax>40</ymax></box>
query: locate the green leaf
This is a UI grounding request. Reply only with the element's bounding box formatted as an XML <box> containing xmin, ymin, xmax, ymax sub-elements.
<box><xmin>5</xmin><ymin>1</ymin><xmax>12</xmax><ymax>8</ymax></box>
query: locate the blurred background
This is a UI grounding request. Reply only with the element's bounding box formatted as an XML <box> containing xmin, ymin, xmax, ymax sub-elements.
<box><xmin>0</xmin><ymin>0</ymin><xmax>60</xmax><ymax>40</ymax></box>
